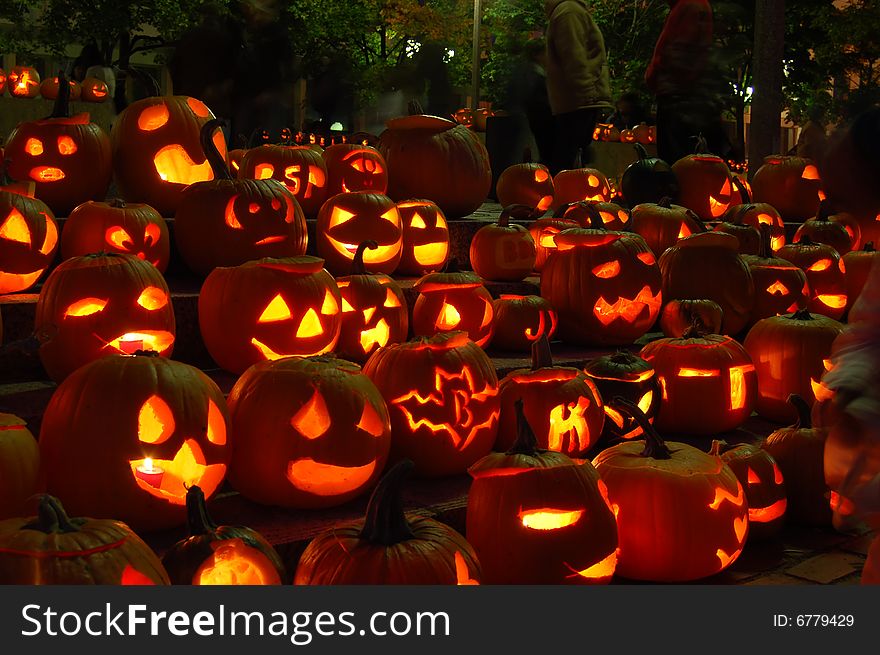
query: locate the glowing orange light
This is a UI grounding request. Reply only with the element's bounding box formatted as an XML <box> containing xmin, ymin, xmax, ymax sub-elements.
<box><xmin>547</xmin><ymin>397</ymin><xmax>592</xmax><ymax>453</ymax></box>
<box><xmin>808</xmin><ymin>259</ymin><xmax>832</xmax><ymax>272</ymax></box>
<box><xmin>593</xmin><ymin>286</ymin><xmax>661</xmax><ymax>326</ymax></box>
<box><xmin>811</xmin><ymin>378</ymin><xmax>835</xmax><ymax>402</ymax></box>
<box><xmin>138</xmin><ymin>104</ymin><xmax>170</xmax><ymax>131</ymax></box>
<box><xmin>195</xmin><ymin>540</ymin><xmax>280</xmax><ymax>585</ymax></box>
<box><xmin>321</xmin><ymin>290</ymin><xmax>339</xmax><ymax>314</ymax></box>
<box><xmin>747</xmin><ymin>467</ymin><xmax>760</xmax><ymax>484</ymax></box>
<box><xmin>57</xmin><ymin>136</ymin><xmax>78</xmax><ymax>155</ymax></box>
<box><xmin>206</xmin><ymin>400</ymin><xmax>226</xmax><ymax>445</ymax></box>
<box><xmin>565</xmin><ymin>551</ymin><xmax>618</xmax><ymax>581</ymax></box>
<box><xmin>296</xmin><ymin>308</ymin><xmax>324</xmax><ymax>338</ymax></box>
<box><xmin>604</xmin><ymin>405</ymin><xmax>624</xmax><ymax>428</ymax></box>
<box><xmin>708</xmin><ymin>483</ymin><xmax>745</xmax><ymax>510</ymax></box>
<box><xmin>435</xmin><ymin>301</ymin><xmax>462</xmax><ymax>330</ymax></box>
<box><xmin>359</xmin><ymin>318</ymin><xmax>390</xmax><ymax>352</ymax></box>
<box><xmin>0</xmin><ymin>209</ymin><xmax>32</xmax><ymax>245</ymax></box>
<box><xmin>749</xmin><ymin>498</ymin><xmax>787</xmax><ymax>523</ymax></box>
<box><xmin>138</xmin><ymin>395</ymin><xmax>175</xmax><ymax>444</ymax></box>
<box><xmin>136</xmin><ymin>287</ymin><xmax>169</xmax><ymax>311</ymax></box>
<box><xmin>592</xmin><ymin>260</ymin><xmax>621</xmax><ymax>278</ymax></box>
<box><xmin>64</xmin><ymin>297</ymin><xmax>108</xmax><ymax>317</ymax></box>
<box><xmin>728</xmin><ymin>364</ymin><xmax>754</xmax><ymax>410</ymax></box>
<box><xmin>801</xmin><ymin>165</ymin><xmax>820</xmax><ymax>180</ymax></box>
<box><xmin>258</xmin><ymin>294</ymin><xmax>293</xmax><ymax>322</ymax></box>
<box><xmin>678</xmin><ymin>367</ymin><xmax>719</xmax><ymax>377</ymax></box>
<box><xmin>637</xmin><ymin>251</ymin><xmax>656</xmax><ymax>265</ymax></box>
<box><xmin>678</xmin><ymin>223</ymin><xmax>692</xmax><ymax>239</ymax></box>
<box><xmin>766</xmin><ymin>281</ymin><xmax>789</xmax><ymax>295</ymax></box>
<box><xmin>24</xmin><ymin>138</ymin><xmax>43</xmax><ymax>156</ymax></box>
<box><xmin>519</xmin><ymin>508</ymin><xmax>584</xmax><ymax>530</ymax></box>
<box><xmin>454</xmin><ymin>551</ymin><xmax>479</xmax><ymax>585</ymax></box>
<box><xmin>30</xmin><ymin>167</ymin><xmax>66</xmax><ymax>182</ymax></box>
<box><xmin>637</xmin><ymin>390</ymin><xmax>654</xmax><ymax>414</ymax></box>
<box><xmin>817</xmin><ymin>294</ymin><xmax>846</xmax><ymax>309</ymax></box>
<box><xmin>383</xmin><ymin>288</ymin><xmax>402</xmax><ymax>308</ymax></box>
<box><xmin>290</xmin><ymin>392</ymin><xmax>331</xmax><ymax>438</ymax></box>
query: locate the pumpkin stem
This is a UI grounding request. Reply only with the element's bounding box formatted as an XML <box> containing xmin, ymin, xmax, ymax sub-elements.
<box><xmin>685</xmin><ymin>208</ymin><xmax>708</xmax><ymax>233</ymax></box>
<box><xmin>614</xmin><ymin>397</ymin><xmax>672</xmax><ymax>459</ymax></box>
<box><xmin>200</xmin><ymin>117</ymin><xmax>234</xmax><ymax>181</ymax></box>
<box><xmin>444</xmin><ymin>257</ymin><xmax>461</xmax><ymax>273</ymax></box>
<box><xmin>796</xmin><ymin>234</ymin><xmax>817</xmax><ymax>246</ymax></box>
<box><xmin>815</xmin><ymin>200</ymin><xmax>833</xmax><ymax>222</ymax></box>
<box><xmin>584</xmin><ymin>203</ymin><xmax>607</xmax><ymax>230</ymax></box>
<box><xmin>757</xmin><ymin>223</ymin><xmax>773</xmax><ymax>259</ymax></box>
<box><xmin>682</xmin><ymin>315</ymin><xmax>709</xmax><ymax>338</ymax></box>
<box><xmin>787</xmin><ymin>393</ymin><xmax>812</xmax><ymax>429</ymax></box>
<box><xmin>731</xmin><ymin>175</ymin><xmax>751</xmax><ymax>203</ymax></box>
<box><xmin>184</xmin><ymin>485</ymin><xmax>218</xmax><ymax>536</ymax></box>
<box><xmin>531</xmin><ymin>335</ymin><xmax>553</xmax><ymax>370</ymax></box>
<box><xmin>658</xmin><ymin>197</ymin><xmax>673</xmax><ymax>209</ymax></box>
<box><xmin>108</xmin><ymin>198</ymin><xmax>127</xmax><ymax>209</ymax></box>
<box><xmin>351</xmin><ymin>241</ymin><xmax>379</xmax><ymax>274</ymax></box>
<box><xmin>709</xmin><ymin>439</ymin><xmax>730</xmax><ymax>457</ymax></box>
<box><xmin>865</xmin><ymin>242</ymin><xmax>875</xmax><ymax>252</ymax></box>
<box><xmin>790</xmin><ymin>307</ymin><xmax>815</xmax><ymax>321</ymax></box>
<box><xmin>552</xmin><ymin>202</ymin><xmax>580</xmax><ymax>219</ymax></box>
<box><xmin>47</xmin><ymin>69</ymin><xmax>71</xmax><ymax>120</ymax></box>
<box><xmin>23</xmin><ymin>495</ymin><xmax>84</xmax><ymax>533</ymax></box>
<box><xmin>499</xmin><ymin>204</ymin><xmax>537</xmax><ymax>225</ymax></box>
<box><xmin>132</xmin><ymin>349</ymin><xmax>161</xmax><ymax>358</ymax></box>
<box><xmin>407</xmin><ymin>99</ymin><xmax>424</xmax><ymax>116</ymax></box>
<box><xmin>506</xmin><ymin>399</ymin><xmax>543</xmax><ymax>456</ymax></box>
<box><xmin>633</xmin><ymin>143</ymin><xmax>649</xmax><ymax>161</ymax></box>
<box><xmin>693</xmin><ymin>134</ymin><xmax>711</xmax><ymax>155</ymax></box>
<box><xmin>360</xmin><ymin>460</ymin><xmax>416</xmax><ymax>545</ymax></box>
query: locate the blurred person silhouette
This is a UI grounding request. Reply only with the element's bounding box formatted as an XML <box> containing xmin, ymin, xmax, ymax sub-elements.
<box><xmin>544</xmin><ymin>0</ymin><xmax>613</xmax><ymax>174</ymax></box>
<box><xmin>415</xmin><ymin>43</ymin><xmax>454</xmax><ymax>119</ymax></box>
<box><xmin>507</xmin><ymin>38</ymin><xmax>554</xmax><ymax>165</ymax></box>
<box><xmin>795</xmin><ymin>107</ymin><xmax>828</xmax><ymax>162</ymax></box>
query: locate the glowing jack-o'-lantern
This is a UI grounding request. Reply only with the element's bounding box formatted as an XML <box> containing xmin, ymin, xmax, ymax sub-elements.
<box><xmin>743</xmin><ymin>308</ymin><xmax>843</xmax><ymax>423</ymax></box>
<box><xmin>80</xmin><ymin>77</ymin><xmax>109</xmax><ymax>103</ymax></box>
<box><xmin>7</xmin><ymin>66</ymin><xmax>40</xmax><ymax>98</ymax></box>
<box><xmin>742</xmin><ymin>225</ymin><xmax>810</xmax><ymax>324</ymax></box>
<box><xmin>711</xmin><ymin>441</ymin><xmax>786</xmax><ymax>540</ymax></box>
<box><xmin>559</xmin><ymin>200</ymin><xmax>630</xmax><ymax>231</ymax></box>
<box><xmin>4</xmin><ymin>72</ymin><xmax>112</xmax><ymax>216</ymax></box>
<box><xmin>671</xmin><ymin>142</ymin><xmax>742</xmax><ymax>220</ymax></box>
<box><xmin>633</xmin><ymin>123</ymin><xmax>656</xmax><ymax>145</ymax></box>
<box><xmin>470</xmin><ymin>205</ymin><xmax>537</xmax><ymax>281</ymax></box>
<box><xmin>0</xmin><ymin>413</ymin><xmax>40</xmax><ymax>520</ymax></box>
<box><xmin>528</xmin><ymin>215</ymin><xmax>579</xmax><ymax>272</ymax></box>
<box><xmin>762</xmin><ymin>394</ymin><xmax>831</xmax><ymax>526</ymax></box>
<box><xmin>175</xmin><ymin>119</ymin><xmax>308</xmax><ymax>276</ymax></box>
<box><xmin>713</xmin><ymin>220</ymin><xmax>761</xmax><ymax>255</ymax></box>
<box><xmin>620</xmin><ymin>144</ymin><xmax>679</xmax><ymax>206</ymax></box>
<box><xmin>39</xmin><ymin>352</ymin><xmax>231</xmax><ymax>531</ymax></box>
<box><xmin>541</xmin><ymin>226</ymin><xmax>662</xmax><ymax>346</ymax></box>
<box><xmin>335</xmin><ymin>241</ymin><xmax>409</xmax><ymax>363</ymax></box>
<box><xmin>162</xmin><ymin>486</ymin><xmax>285</xmax><ymax>585</ymax></box>
<box><xmin>722</xmin><ymin>203</ymin><xmax>787</xmax><ymax>252</ymax></box>
<box><xmin>61</xmin><ymin>199</ymin><xmax>170</xmax><ymax>272</ymax></box>
<box><xmin>497</xmin><ymin>338</ymin><xmax>604</xmax><ymax>457</ymax></box>
<box><xmin>795</xmin><ymin>201</ymin><xmax>859</xmax><ymax>255</ymax></box>
<box><xmin>412</xmin><ymin>264</ymin><xmax>495</xmax><ymax>348</ymax></box>
<box><xmin>551</xmin><ymin>168</ymin><xmax>612</xmax><ymax>211</ymax></box>
<box><xmin>363</xmin><ymin>332</ymin><xmax>499</xmax><ymax>477</ymax></box>
<box><xmin>39</xmin><ymin>75</ymin><xmax>81</xmax><ymax>101</ymax></box>
<box><xmin>659</xmin><ymin>231</ymin><xmax>755</xmax><ymax>335</ymax></box>
<box><xmin>593</xmin><ymin>400</ymin><xmax>748</xmax><ymax>582</ymax></box>
<box><xmin>316</xmin><ymin>192</ymin><xmax>403</xmax><ymax>275</ymax></box>
<box><xmin>629</xmin><ymin>197</ymin><xmax>706</xmax><ymax>257</ymax></box>
<box><xmin>0</xmin><ymin>187</ymin><xmax>58</xmax><ymax>294</ymax></box>
<box><xmin>468</xmin><ymin>402</ymin><xmax>618</xmax><ymax>585</ymax></box>
<box><xmin>239</xmin><ymin>145</ymin><xmax>328</xmax><ymax>218</ymax></box>
<box><xmin>295</xmin><ymin>460</ymin><xmax>482</xmax><ymax>584</ymax></box>
<box><xmin>751</xmin><ymin>155</ymin><xmax>824</xmax><ymax>221</ymax></box>
<box><xmin>843</xmin><ymin>242</ymin><xmax>880</xmax><ymax>313</ymax></box>
<box><xmin>110</xmin><ymin>95</ymin><xmax>228</xmax><ymax>215</ymax></box>
<box><xmin>34</xmin><ymin>253</ymin><xmax>175</xmax><ymax>381</ymax></box>
<box><xmin>491</xmin><ymin>295</ymin><xmax>557</xmax><ymax>351</ymax></box>
<box><xmin>776</xmin><ymin>236</ymin><xmax>847</xmax><ymax>320</ymax></box>
<box><xmin>199</xmin><ymin>256</ymin><xmax>342</xmax><ymax>374</ymax></box>
<box><xmin>584</xmin><ymin>351</ymin><xmax>660</xmax><ymax>443</ymax></box>
<box><xmin>659</xmin><ymin>298</ymin><xmax>723</xmax><ymax>337</ymax></box>
<box><xmin>495</xmin><ymin>163</ymin><xmax>555</xmax><ymax>214</ymax></box>
<box><xmin>0</xmin><ymin>495</ymin><xmax>169</xmax><ymax>584</ymax></box>
<box><xmin>228</xmin><ymin>356</ymin><xmax>391</xmax><ymax>508</ymax></box>
<box><xmin>395</xmin><ymin>199</ymin><xmax>450</xmax><ymax>276</ymax></box>
<box><xmin>322</xmin><ymin>143</ymin><xmax>389</xmax><ymax>196</ymax></box>
<box><xmin>640</xmin><ymin>324</ymin><xmax>757</xmax><ymax>434</ymax></box>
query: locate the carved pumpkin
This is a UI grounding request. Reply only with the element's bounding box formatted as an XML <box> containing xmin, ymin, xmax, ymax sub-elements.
<box><xmin>316</xmin><ymin>192</ymin><xmax>402</xmax><ymax>275</ymax></box>
<box><xmin>470</xmin><ymin>205</ymin><xmax>537</xmax><ymax>281</ymax></box>
<box><xmin>0</xmin><ymin>187</ymin><xmax>58</xmax><ymax>294</ymax></box>
<box><xmin>321</xmin><ymin>143</ymin><xmax>388</xmax><ymax>196</ymax></box>
<box><xmin>671</xmin><ymin>143</ymin><xmax>742</xmax><ymax>220</ymax></box>
<box><xmin>7</xmin><ymin>66</ymin><xmax>40</xmax><ymax>98</ymax></box>
<box><xmin>496</xmin><ymin>338</ymin><xmax>604</xmax><ymax>457</ymax></box>
<box><xmin>659</xmin><ymin>298</ymin><xmax>723</xmax><ymax>337</ymax></box>
<box><xmin>551</xmin><ymin>168</ymin><xmax>612</xmax><ymax>210</ymax></box>
<box><xmin>61</xmin><ymin>199</ymin><xmax>170</xmax><ymax>272</ymax></box>
<box><xmin>495</xmin><ymin>163</ymin><xmax>554</xmax><ymax>214</ymax></box>
<box><xmin>162</xmin><ymin>486</ymin><xmax>285</xmax><ymax>585</ymax></box>
<box><xmin>239</xmin><ymin>145</ymin><xmax>328</xmax><ymax>218</ymax></box>
<box><xmin>110</xmin><ymin>95</ymin><xmax>228</xmax><ymax>215</ymax></box>
<box><xmin>468</xmin><ymin>402</ymin><xmax>617</xmax><ymax>584</ymax></box>
<box><xmin>580</xmin><ymin>201</ymin><xmax>630</xmax><ymax>231</ymax></box>
<box><xmin>199</xmin><ymin>256</ymin><xmax>342</xmax><ymax>374</ymax></box>
<box><xmin>762</xmin><ymin>394</ymin><xmax>831</xmax><ymax>526</ymax></box>
<box><xmin>541</xmin><ymin>226</ymin><xmax>662</xmax><ymax>346</ymax></box>
<box><xmin>227</xmin><ymin>148</ymin><xmax>246</xmax><ymax>175</ymax></box>
<box><xmin>0</xmin><ymin>413</ymin><xmax>40</xmax><ymax>519</ymax></box>
<box><xmin>633</xmin><ymin>124</ymin><xmax>656</xmax><ymax>144</ymax></box>
<box><xmin>39</xmin><ymin>75</ymin><xmax>81</xmax><ymax>101</ymax></box>
<box><xmin>843</xmin><ymin>242</ymin><xmax>879</xmax><ymax>313</ymax></box>
<box><xmin>0</xmin><ymin>495</ymin><xmax>169</xmax><ymax>584</ymax></box>
<box><xmin>593</xmin><ymin>400</ymin><xmax>748</xmax><ymax>582</ymax></box>
<box><xmin>584</xmin><ymin>351</ymin><xmax>661</xmax><ymax>442</ymax></box>
<box><xmin>4</xmin><ymin>73</ymin><xmax>112</xmax><ymax>216</ymax></box>
<box><xmin>175</xmin><ymin>120</ymin><xmax>307</xmax><ymax>276</ymax></box>
<box><xmin>379</xmin><ymin>113</ymin><xmax>491</xmax><ymax>218</ymax></box>
<box><xmin>334</xmin><ymin>242</ymin><xmax>409</xmax><ymax>363</ymax></box>
<box><xmin>742</xmin><ymin>225</ymin><xmax>810</xmax><ymax>324</ymax></box>
<box><xmin>620</xmin><ymin>144</ymin><xmax>679</xmax><ymax>206</ymax></box>
<box><xmin>35</xmin><ymin>253</ymin><xmax>175</xmax><ymax>381</ymax></box>
<box><xmin>776</xmin><ymin>236</ymin><xmax>847</xmax><ymax>320</ymax></box>
<box><xmin>412</xmin><ymin>265</ymin><xmax>494</xmax><ymax>348</ymax></box>
<box><xmin>659</xmin><ymin>231</ymin><xmax>755</xmax><ymax>335</ymax></box>
<box><xmin>743</xmin><ymin>308</ymin><xmax>843</xmax><ymax>423</ymax></box>
<box><xmin>395</xmin><ymin>199</ymin><xmax>450</xmax><ymax>276</ymax></box>
<box><xmin>751</xmin><ymin>155</ymin><xmax>824</xmax><ymax>222</ymax></box>
<box><xmin>619</xmin><ymin>129</ymin><xmax>636</xmax><ymax>144</ymax></box>
<box><xmin>453</xmin><ymin>108</ymin><xmax>474</xmax><ymax>128</ymax></box>
<box><xmin>295</xmin><ymin>460</ymin><xmax>482</xmax><ymax>585</ymax></box>
<box><xmin>491</xmin><ymin>294</ymin><xmax>557</xmax><ymax>351</ymax></box>
<box><xmin>528</xmin><ymin>216</ymin><xmax>579</xmax><ymax>272</ymax></box>
<box><xmin>39</xmin><ymin>352</ymin><xmax>231</xmax><ymax>531</ymax></box>
<box><xmin>228</xmin><ymin>355</ymin><xmax>391</xmax><ymax>508</ymax></box>
<box><xmin>722</xmin><ymin>202</ymin><xmax>787</xmax><ymax>252</ymax></box>
<box><xmin>640</xmin><ymin>324</ymin><xmax>757</xmax><ymax>434</ymax></box>
<box><xmin>713</xmin><ymin>220</ymin><xmax>761</xmax><ymax>255</ymax></box>
<box><xmin>795</xmin><ymin>201</ymin><xmax>858</xmax><ymax>256</ymax></box>
<box><xmin>363</xmin><ymin>332</ymin><xmax>499</xmax><ymax>477</ymax></box>
<box><xmin>80</xmin><ymin>77</ymin><xmax>109</xmax><ymax>103</ymax></box>
<box><xmin>630</xmin><ymin>197</ymin><xmax>706</xmax><ymax>257</ymax></box>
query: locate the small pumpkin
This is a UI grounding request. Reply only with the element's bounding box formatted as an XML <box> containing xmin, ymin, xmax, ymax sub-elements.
<box><xmin>794</xmin><ymin>200</ymin><xmax>856</xmax><ymax>255</ymax></box>
<box><xmin>39</xmin><ymin>75</ymin><xmax>81</xmax><ymax>101</ymax></box>
<box><xmin>659</xmin><ymin>298</ymin><xmax>723</xmax><ymax>337</ymax></box>
<box><xmin>620</xmin><ymin>144</ymin><xmax>678</xmax><ymax>206</ymax></box>
<box><xmin>238</xmin><ymin>144</ymin><xmax>328</xmax><ymax>218</ymax></box>
<box><xmin>495</xmin><ymin>162</ymin><xmax>554</xmax><ymax>214</ymax></box>
<box><xmin>80</xmin><ymin>77</ymin><xmax>110</xmax><ymax>103</ymax></box>
<box><xmin>469</xmin><ymin>205</ymin><xmax>537</xmax><ymax>281</ymax></box>
<box><xmin>0</xmin><ymin>186</ymin><xmax>58</xmax><ymax>294</ymax></box>
<box><xmin>721</xmin><ymin>202</ymin><xmax>787</xmax><ymax>251</ymax></box>
<box><xmin>7</xmin><ymin>66</ymin><xmax>40</xmax><ymax>98</ymax></box>
<box><xmin>491</xmin><ymin>294</ymin><xmax>557</xmax><ymax>351</ymax></box>
<box><xmin>671</xmin><ymin>140</ymin><xmax>741</xmax><ymax>220</ymax></box>
<box><xmin>584</xmin><ymin>351</ymin><xmax>661</xmax><ymax>442</ymax></box>
<box><xmin>0</xmin><ymin>414</ymin><xmax>40</xmax><ymax>520</ymax></box>
<box><xmin>629</xmin><ymin>197</ymin><xmax>706</xmax><ymax>257</ymax></box>
<box><xmin>551</xmin><ymin>168</ymin><xmax>612</xmax><ymax>210</ymax></box>
<box><xmin>742</xmin><ymin>225</ymin><xmax>810</xmax><ymax>324</ymax></box>
<box><xmin>776</xmin><ymin>236</ymin><xmax>847</xmax><ymax>320</ymax></box>
<box><xmin>395</xmin><ymin>199</ymin><xmax>450</xmax><ymax>276</ymax></box>
<box><xmin>321</xmin><ymin>143</ymin><xmax>389</xmax><ymax>196</ymax></box>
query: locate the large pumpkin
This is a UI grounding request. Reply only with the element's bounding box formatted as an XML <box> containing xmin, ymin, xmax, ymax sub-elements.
<box><xmin>379</xmin><ymin>113</ymin><xmax>491</xmax><ymax>218</ymax></box>
<box><xmin>363</xmin><ymin>332</ymin><xmax>499</xmax><ymax>477</ymax></box>
<box><xmin>0</xmin><ymin>495</ymin><xmax>169</xmax><ymax>585</ymax></box>
<box><xmin>0</xmin><ymin>414</ymin><xmax>40</xmax><ymax>519</ymax></box>
<box><xmin>593</xmin><ymin>400</ymin><xmax>748</xmax><ymax>582</ymax></box>
<box><xmin>470</xmin><ymin>205</ymin><xmax>537</xmax><ymax>281</ymax></box>
<box><xmin>751</xmin><ymin>155</ymin><xmax>823</xmax><ymax>222</ymax></box>
<box><xmin>295</xmin><ymin>460</ymin><xmax>482</xmax><ymax>585</ymax></box>
<box><xmin>0</xmin><ymin>186</ymin><xmax>58</xmax><ymax>294</ymax></box>
<box><xmin>411</xmin><ymin>265</ymin><xmax>495</xmax><ymax>348</ymax></box>
<box><xmin>238</xmin><ymin>144</ymin><xmax>328</xmax><ymax>218</ymax></box>
<box><xmin>742</xmin><ymin>225</ymin><xmax>810</xmax><ymax>324</ymax></box>
<box><xmin>468</xmin><ymin>403</ymin><xmax>618</xmax><ymax>584</ymax></box>
<box><xmin>227</xmin><ymin>355</ymin><xmax>391</xmax><ymax>509</ymax></box>
<box><xmin>39</xmin><ymin>352</ymin><xmax>231</xmax><ymax>531</ymax></box>
<box><xmin>776</xmin><ymin>236</ymin><xmax>847</xmax><ymax>320</ymax></box>
<box><xmin>110</xmin><ymin>96</ymin><xmax>228</xmax><ymax>215</ymax></box>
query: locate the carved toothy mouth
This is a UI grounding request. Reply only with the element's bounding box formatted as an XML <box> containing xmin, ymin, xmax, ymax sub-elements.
<box><xmin>129</xmin><ymin>439</ymin><xmax>226</xmax><ymax>505</ymax></box>
<box><xmin>286</xmin><ymin>458</ymin><xmax>377</xmax><ymax>496</ymax></box>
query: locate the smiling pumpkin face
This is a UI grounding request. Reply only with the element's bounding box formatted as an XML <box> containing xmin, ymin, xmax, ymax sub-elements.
<box><xmin>322</xmin><ymin>144</ymin><xmax>389</xmax><ymax>196</ymax></box>
<box><xmin>39</xmin><ymin>352</ymin><xmax>230</xmax><ymax>532</ymax></box>
<box><xmin>228</xmin><ymin>356</ymin><xmax>391</xmax><ymax>509</ymax></box>
<box><xmin>0</xmin><ymin>188</ymin><xmax>58</xmax><ymax>294</ymax></box>
<box><xmin>395</xmin><ymin>199</ymin><xmax>450</xmax><ymax>276</ymax></box>
<box><xmin>239</xmin><ymin>145</ymin><xmax>328</xmax><ymax>218</ymax></box>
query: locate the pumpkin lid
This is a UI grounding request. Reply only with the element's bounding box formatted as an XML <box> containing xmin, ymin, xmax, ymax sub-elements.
<box><xmin>584</xmin><ymin>351</ymin><xmax>654</xmax><ymax>380</ymax></box>
<box><xmin>414</xmin><ymin>260</ymin><xmax>484</xmax><ymax>292</ymax></box>
<box><xmin>385</xmin><ymin>114</ymin><xmax>457</xmax><ymax>132</ymax></box>
<box><xmin>383</xmin><ymin>330</ymin><xmax>473</xmax><ymax>352</ymax></box>
<box><xmin>671</xmin><ymin>231</ymin><xmax>739</xmax><ymax>251</ymax></box>
<box><xmin>249</xmin><ymin>255</ymin><xmax>327</xmax><ymax>275</ymax></box>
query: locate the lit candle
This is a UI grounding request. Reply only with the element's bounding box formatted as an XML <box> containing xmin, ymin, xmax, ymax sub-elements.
<box><xmin>118</xmin><ymin>335</ymin><xmax>144</xmax><ymax>354</ymax></box>
<box><xmin>135</xmin><ymin>458</ymin><xmax>164</xmax><ymax>487</ymax></box>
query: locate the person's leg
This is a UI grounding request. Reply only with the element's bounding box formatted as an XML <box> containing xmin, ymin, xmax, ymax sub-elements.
<box><xmin>550</xmin><ymin>111</ymin><xmax>579</xmax><ymax>175</ymax></box>
<box><xmin>576</xmin><ymin>108</ymin><xmax>599</xmax><ymax>166</ymax></box>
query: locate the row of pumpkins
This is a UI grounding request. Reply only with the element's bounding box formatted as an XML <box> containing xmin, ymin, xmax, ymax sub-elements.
<box><xmin>0</xmin><ymin>66</ymin><xmax>110</xmax><ymax>102</ymax></box>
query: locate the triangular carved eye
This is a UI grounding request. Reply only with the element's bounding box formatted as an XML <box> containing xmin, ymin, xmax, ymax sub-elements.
<box><xmin>290</xmin><ymin>390</ymin><xmax>330</xmax><ymax>439</ymax></box>
<box><xmin>259</xmin><ymin>294</ymin><xmax>293</xmax><ymax>323</ymax></box>
<box><xmin>341</xmin><ymin>297</ymin><xmax>355</xmax><ymax>313</ymax></box>
<box><xmin>206</xmin><ymin>399</ymin><xmax>226</xmax><ymax>445</ymax></box>
<box><xmin>296</xmin><ymin>308</ymin><xmax>324</xmax><ymax>338</ymax></box>
<box><xmin>106</xmin><ymin>226</ymin><xmax>134</xmax><ymax>249</ymax></box>
<box><xmin>138</xmin><ymin>395</ymin><xmax>175</xmax><ymax>444</ymax></box>
<box><xmin>410</xmin><ymin>213</ymin><xmax>427</xmax><ymax>229</ymax></box>
<box><xmin>381</xmin><ymin>208</ymin><xmax>400</xmax><ymax>227</ymax></box>
<box><xmin>0</xmin><ymin>209</ymin><xmax>32</xmax><ymax>245</ymax></box>
<box><xmin>383</xmin><ymin>287</ymin><xmax>401</xmax><ymax>308</ymax></box>
<box><xmin>747</xmin><ymin>467</ymin><xmax>760</xmax><ymax>485</ymax></box>
<box><xmin>329</xmin><ymin>207</ymin><xmax>355</xmax><ymax>229</ymax></box>
<box><xmin>321</xmin><ymin>290</ymin><xmax>338</xmax><ymax>315</ymax></box>
<box><xmin>308</xmin><ymin>166</ymin><xmax>326</xmax><ymax>187</ymax></box>
<box><xmin>357</xmin><ymin>402</ymin><xmax>385</xmax><ymax>437</ymax></box>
